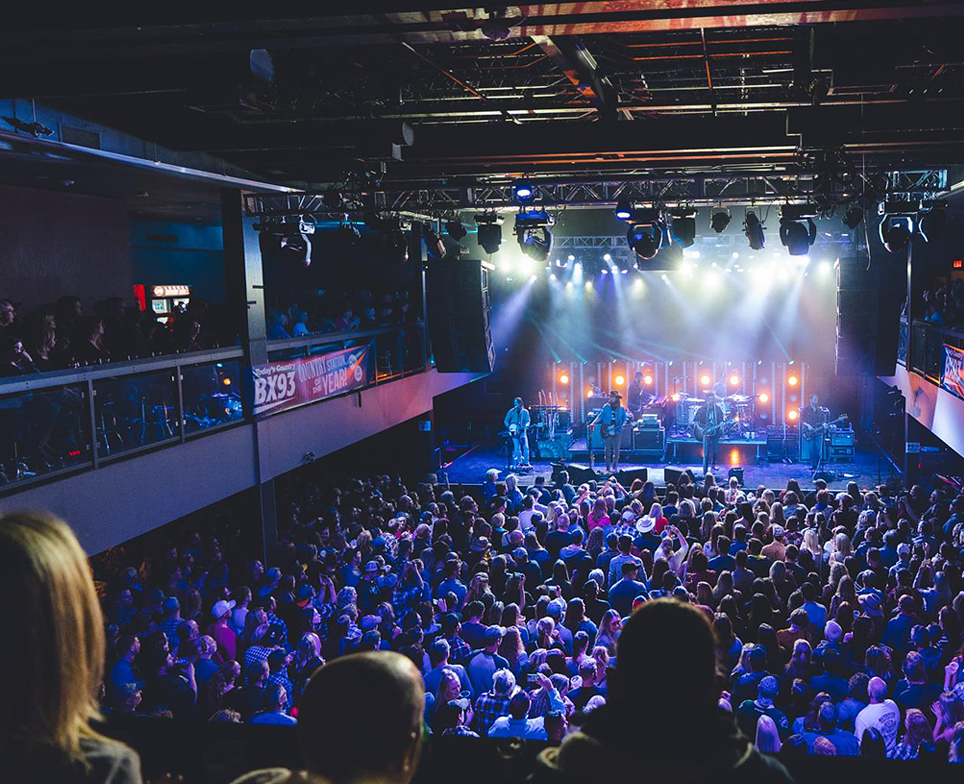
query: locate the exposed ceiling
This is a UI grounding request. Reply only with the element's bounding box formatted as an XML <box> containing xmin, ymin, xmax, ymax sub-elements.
<box><xmin>3</xmin><ymin>4</ymin><xmax>964</xmax><ymax>211</ymax></box>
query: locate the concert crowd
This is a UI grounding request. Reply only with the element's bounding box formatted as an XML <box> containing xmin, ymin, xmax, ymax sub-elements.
<box><xmin>89</xmin><ymin>467</ymin><xmax>964</xmax><ymax>762</ymax></box>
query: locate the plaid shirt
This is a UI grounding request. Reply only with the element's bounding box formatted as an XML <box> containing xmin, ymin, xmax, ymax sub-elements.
<box><xmin>158</xmin><ymin>618</ymin><xmax>185</xmax><ymax>645</ymax></box>
<box><xmin>446</xmin><ymin>634</ymin><xmax>472</xmax><ymax>665</ymax></box>
<box><xmin>243</xmin><ymin>644</ymin><xmax>274</xmax><ymax>671</ymax></box>
<box><xmin>612</xmin><ymin>522</ymin><xmax>637</xmax><ymax>540</ymax></box>
<box><xmin>267</xmin><ymin>671</ymin><xmax>295</xmax><ymax>710</ymax></box>
<box><xmin>473</xmin><ymin>691</ymin><xmax>512</xmax><ymax>736</ymax></box>
<box><xmin>392</xmin><ymin>582</ymin><xmax>424</xmax><ymax>616</ymax></box>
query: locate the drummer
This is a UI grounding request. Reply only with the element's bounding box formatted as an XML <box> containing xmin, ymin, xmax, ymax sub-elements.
<box><xmin>712</xmin><ymin>373</ymin><xmax>728</xmax><ymax>401</ymax></box>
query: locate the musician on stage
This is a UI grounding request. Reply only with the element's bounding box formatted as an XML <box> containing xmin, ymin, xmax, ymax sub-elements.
<box><xmin>503</xmin><ymin>396</ymin><xmax>532</xmax><ymax>469</ymax></box>
<box><xmin>627</xmin><ymin>372</ymin><xmax>645</xmax><ymax>415</ymax></box>
<box><xmin>693</xmin><ymin>391</ymin><xmax>726</xmax><ymax>476</ymax></box>
<box><xmin>801</xmin><ymin>393</ymin><xmax>829</xmax><ymax>469</ymax></box>
<box><xmin>590</xmin><ymin>391</ymin><xmax>630</xmax><ymax>474</ymax></box>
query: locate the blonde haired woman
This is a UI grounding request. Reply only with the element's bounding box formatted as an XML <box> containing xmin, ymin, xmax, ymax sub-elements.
<box><xmin>0</xmin><ymin>512</ymin><xmax>142</xmax><ymax>783</ymax></box>
<box><xmin>755</xmin><ymin>714</ymin><xmax>783</xmax><ymax>754</ymax></box>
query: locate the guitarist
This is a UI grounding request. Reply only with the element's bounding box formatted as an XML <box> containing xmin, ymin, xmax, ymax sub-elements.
<box><xmin>504</xmin><ymin>396</ymin><xmax>532</xmax><ymax>470</ymax></box>
<box><xmin>693</xmin><ymin>392</ymin><xmax>726</xmax><ymax>476</ymax></box>
<box><xmin>589</xmin><ymin>391</ymin><xmax>631</xmax><ymax>474</ymax></box>
<box><xmin>801</xmin><ymin>393</ymin><xmax>830</xmax><ymax>469</ymax></box>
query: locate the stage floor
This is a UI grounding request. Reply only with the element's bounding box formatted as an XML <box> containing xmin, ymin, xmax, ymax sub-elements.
<box><xmin>441</xmin><ymin>442</ymin><xmax>896</xmax><ymax>492</ymax></box>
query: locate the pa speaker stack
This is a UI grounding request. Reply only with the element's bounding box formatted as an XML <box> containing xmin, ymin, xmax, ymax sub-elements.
<box><xmin>835</xmin><ymin>256</ymin><xmax>903</xmax><ymax>376</ymax></box>
<box><xmin>426</xmin><ymin>259</ymin><xmax>495</xmax><ymax>373</ymax></box>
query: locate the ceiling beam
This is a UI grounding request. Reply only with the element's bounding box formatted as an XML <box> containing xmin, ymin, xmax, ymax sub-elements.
<box><xmin>530</xmin><ymin>35</ymin><xmax>618</xmax><ymax>119</ymax></box>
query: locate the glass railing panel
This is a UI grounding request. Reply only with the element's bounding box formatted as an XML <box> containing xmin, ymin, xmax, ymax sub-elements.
<box><xmin>0</xmin><ymin>383</ymin><xmax>92</xmax><ymax>487</ymax></box>
<box><xmin>93</xmin><ymin>369</ymin><xmax>179</xmax><ymax>458</ymax></box>
<box><xmin>181</xmin><ymin>359</ymin><xmax>244</xmax><ymax>435</ymax></box>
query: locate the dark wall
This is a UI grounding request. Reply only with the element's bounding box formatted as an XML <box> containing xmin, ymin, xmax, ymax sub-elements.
<box><xmin>130</xmin><ymin>220</ymin><xmax>226</xmax><ymax>303</ymax></box>
<box><xmin>0</xmin><ymin>183</ymin><xmax>132</xmax><ymax>308</ymax></box>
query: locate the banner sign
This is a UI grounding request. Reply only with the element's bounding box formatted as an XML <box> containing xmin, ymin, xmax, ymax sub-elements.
<box><xmin>942</xmin><ymin>343</ymin><xmax>964</xmax><ymax>400</ymax></box>
<box><xmin>252</xmin><ymin>343</ymin><xmax>371</xmax><ymax>416</ymax></box>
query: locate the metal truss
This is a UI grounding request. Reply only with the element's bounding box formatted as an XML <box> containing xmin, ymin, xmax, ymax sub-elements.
<box><xmin>244</xmin><ymin>169</ymin><xmax>948</xmax><ymax>219</ymax></box>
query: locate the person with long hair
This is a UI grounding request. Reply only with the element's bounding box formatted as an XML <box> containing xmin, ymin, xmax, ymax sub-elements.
<box><xmin>498</xmin><ymin>626</ymin><xmax>528</xmax><ymax>678</ymax></box>
<box><xmin>890</xmin><ymin>708</ymin><xmax>935</xmax><ymax>759</ymax></box>
<box><xmin>755</xmin><ymin>714</ymin><xmax>783</xmax><ymax>754</ymax></box>
<box><xmin>0</xmin><ymin>512</ymin><xmax>142</xmax><ymax>783</ymax></box>
<box><xmin>202</xmin><ymin>660</ymin><xmax>241</xmax><ymax>718</ymax></box>
<box><xmin>595</xmin><ymin>609</ymin><xmax>622</xmax><ymax>656</ymax></box>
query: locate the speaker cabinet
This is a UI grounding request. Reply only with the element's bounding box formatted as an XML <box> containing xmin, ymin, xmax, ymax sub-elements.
<box><xmin>426</xmin><ymin>260</ymin><xmax>495</xmax><ymax>373</ymax></box>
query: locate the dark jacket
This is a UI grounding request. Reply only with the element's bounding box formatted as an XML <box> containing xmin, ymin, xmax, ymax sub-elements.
<box><xmin>533</xmin><ymin>707</ymin><xmax>792</xmax><ymax>784</ymax></box>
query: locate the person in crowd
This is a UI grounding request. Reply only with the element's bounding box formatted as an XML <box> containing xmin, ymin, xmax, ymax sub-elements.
<box><xmin>230</xmin><ymin>651</ymin><xmax>423</xmax><ymax>784</ymax></box>
<box><xmin>473</xmin><ymin>668</ymin><xmax>517</xmax><ymax>737</ymax></box>
<box><xmin>535</xmin><ymin>599</ymin><xmax>792</xmax><ymax>782</ymax></box>
<box><xmin>1</xmin><ymin>512</ymin><xmax>143</xmax><ymax>783</ymax></box>
<box><xmin>488</xmin><ymin>690</ymin><xmax>549</xmax><ymax>739</ymax></box>
<box><xmin>250</xmin><ymin>682</ymin><xmax>297</xmax><ymax>725</ymax></box>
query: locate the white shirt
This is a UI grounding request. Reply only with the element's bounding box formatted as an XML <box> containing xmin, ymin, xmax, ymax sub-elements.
<box><xmin>488</xmin><ymin>715</ymin><xmax>547</xmax><ymax>740</ymax></box>
<box><xmin>518</xmin><ymin>509</ymin><xmax>537</xmax><ymax>531</ymax></box>
<box><xmin>854</xmin><ymin>699</ymin><xmax>900</xmax><ymax>753</ymax></box>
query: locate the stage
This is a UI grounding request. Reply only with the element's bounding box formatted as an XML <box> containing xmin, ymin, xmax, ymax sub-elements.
<box><xmin>440</xmin><ymin>440</ymin><xmax>894</xmax><ymax>492</ymax></box>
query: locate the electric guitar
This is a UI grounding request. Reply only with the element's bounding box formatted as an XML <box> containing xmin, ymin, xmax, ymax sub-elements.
<box><xmin>802</xmin><ymin>414</ymin><xmax>849</xmax><ymax>441</ymax></box>
<box><xmin>693</xmin><ymin>414</ymin><xmax>731</xmax><ymax>441</ymax></box>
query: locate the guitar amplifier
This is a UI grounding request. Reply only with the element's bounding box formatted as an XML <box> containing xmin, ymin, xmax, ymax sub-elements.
<box><xmin>766</xmin><ymin>427</ymin><xmax>798</xmax><ymax>460</ymax></box>
<box><xmin>634</xmin><ymin>427</ymin><xmax>665</xmax><ymax>453</ymax></box>
<box><xmin>828</xmin><ymin>428</ymin><xmax>855</xmax><ymax>461</ymax></box>
<box><xmin>640</xmin><ymin>414</ymin><xmax>660</xmax><ymax>428</ymax></box>
<box><xmin>536</xmin><ymin>431</ymin><xmax>573</xmax><ymax>460</ymax></box>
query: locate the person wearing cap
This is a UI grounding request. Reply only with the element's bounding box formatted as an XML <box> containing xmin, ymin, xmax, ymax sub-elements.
<box><xmin>466</xmin><ymin>626</ymin><xmax>511</xmax><ymax>696</ymax></box>
<box><xmin>157</xmin><ymin>595</ymin><xmax>185</xmax><ymax>644</ymax></box>
<box><xmin>589</xmin><ymin>390</ymin><xmax>630</xmax><ymax>474</ymax></box>
<box><xmin>207</xmin><ymin>598</ymin><xmax>238</xmax><ymax>663</ymax></box>
<box><xmin>761</xmin><ymin>526</ymin><xmax>787</xmax><ymax>562</ymax></box>
<box><xmin>536</xmin><ymin>599</ymin><xmax>792</xmax><ymax>782</ymax></box>
<box><xmin>358</xmin><ymin>560</ymin><xmax>385</xmax><ymax>615</ymax></box>
<box><xmin>736</xmin><ymin>676</ymin><xmax>789</xmax><ymax>741</ymax></box>
<box><xmin>776</xmin><ymin>608</ymin><xmax>813</xmax><ymax>654</ymax></box>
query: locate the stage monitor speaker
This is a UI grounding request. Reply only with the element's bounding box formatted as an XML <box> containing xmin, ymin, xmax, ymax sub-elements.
<box><xmin>426</xmin><ymin>259</ymin><xmax>495</xmax><ymax>373</ymax></box>
<box><xmin>664</xmin><ymin>467</ymin><xmax>688</xmax><ymax>486</ymax></box>
<box><xmin>835</xmin><ymin>256</ymin><xmax>903</xmax><ymax>376</ymax></box>
<box><xmin>564</xmin><ymin>464</ymin><xmax>599</xmax><ymax>485</ymax></box>
<box><xmin>615</xmin><ymin>467</ymin><xmax>648</xmax><ymax>485</ymax></box>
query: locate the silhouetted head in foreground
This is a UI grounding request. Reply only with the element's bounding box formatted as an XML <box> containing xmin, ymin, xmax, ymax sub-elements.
<box><xmin>299</xmin><ymin>651</ymin><xmax>424</xmax><ymax>784</ymax></box>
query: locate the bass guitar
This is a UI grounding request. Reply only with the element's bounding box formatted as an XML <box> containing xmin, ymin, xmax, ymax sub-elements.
<box><xmin>802</xmin><ymin>414</ymin><xmax>849</xmax><ymax>441</ymax></box>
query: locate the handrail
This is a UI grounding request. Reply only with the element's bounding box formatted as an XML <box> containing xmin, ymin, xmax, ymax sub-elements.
<box><xmin>0</xmin><ymin>346</ymin><xmax>246</xmax><ymax>396</ymax></box>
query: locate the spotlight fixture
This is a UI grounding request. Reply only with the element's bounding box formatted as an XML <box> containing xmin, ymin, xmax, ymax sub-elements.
<box><xmin>559</xmin><ymin>373</ymin><xmax>570</xmax><ymax>385</ymax></box>
<box><xmin>513</xmin><ymin>181</ymin><xmax>535</xmax><ymax>204</ymax></box>
<box><xmin>710</xmin><ymin>207</ymin><xmax>731</xmax><ymax>233</ymax></box>
<box><xmin>445</xmin><ymin>217</ymin><xmax>467</xmax><ymax>242</ymax></box>
<box><xmin>475</xmin><ymin>213</ymin><xmax>504</xmax><ymax>255</ymax></box>
<box><xmin>843</xmin><ymin>206</ymin><xmax>864</xmax><ymax>230</ymax></box>
<box><xmin>614</xmin><ymin>197</ymin><xmax>634</xmax><ymax>221</ymax></box>
<box><xmin>670</xmin><ymin>208</ymin><xmax>697</xmax><ymax>249</ymax></box>
<box><xmin>643</xmin><ymin>374</ymin><xmax>654</xmax><ymax>385</ymax></box>
<box><xmin>919</xmin><ymin>203</ymin><xmax>946</xmax><ymax>243</ymax></box>
<box><xmin>515</xmin><ymin>209</ymin><xmax>555</xmax><ymax>263</ymax></box>
<box><xmin>626</xmin><ymin>208</ymin><xmax>667</xmax><ymax>264</ymax></box>
<box><xmin>787</xmin><ymin>409</ymin><xmax>799</xmax><ymax>422</ymax></box>
<box><xmin>744</xmin><ymin>210</ymin><xmax>766</xmax><ymax>251</ymax></box>
<box><xmin>778</xmin><ymin>205</ymin><xmax>817</xmax><ymax>257</ymax></box>
<box><xmin>878</xmin><ymin>198</ymin><xmax>918</xmax><ymax>253</ymax></box>
<box><xmin>615</xmin><ymin>375</ymin><xmax>625</xmax><ymax>385</ymax></box>
<box><xmin>421</xmin><ymin>224</ymin><xmax>446</xmax><ymax>260</ymax></box>
<box><xmin>758</xmin><ymin>392</ymin><xmax>769</xmax><ymax>404</ymax></box>
<box><xmin>787</xmin><ymin>374</ymin><xmax>799</xmax><ymax>387</ymax></box>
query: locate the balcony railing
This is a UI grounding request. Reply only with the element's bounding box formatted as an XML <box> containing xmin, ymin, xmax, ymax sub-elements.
<box><xmin>0</xmin><ymin>323</ymin><xmax>429</xmax><ymax>493</ymax></box>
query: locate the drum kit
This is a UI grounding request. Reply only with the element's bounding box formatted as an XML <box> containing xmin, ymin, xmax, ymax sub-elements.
<box><xmin>675</xmin><ymin>393</ymin><xmax>753</xmax><ymax>438</ymax></box>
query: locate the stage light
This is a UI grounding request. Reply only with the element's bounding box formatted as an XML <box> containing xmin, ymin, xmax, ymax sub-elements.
<box><xmin>568</xmin><ymin>254</ymin><xmax>576</xmax><ymax>262</ymax></box>
<box><xmin>744</xmin><ymin>210</ymin><xmax>766</xmax><ymax>251</ymax></box>
<box><xmin>731</xmin><ymin>252</ymin><xmax>740</xmax><ymax>260</ymax></box>
<box><xmin>549</xmin><ymin>273</ymin><xmax>556</xmax><ymax>280</ymax></box>
<box><xmin>627</xmin><ymin>208</ymin><xmax>667</xmax><ymax>262</ymax></box>
<box><xmin>614</xmin><ymin>198</ymin><xmax>633</xmax><ymax>221</ymax></box>
<box><xmin>559</xmin><ymin>374</ymin><xmax>569</xmax><ymax>384</ymax></box>
<box><xmin>818</xmin><ymin>261</ymin><xmax>832</xmax><ymax>277</ymax></box>
<box><xmin>603</xmin><ymin>253</ymin><xmax>612</xmax><ymax>262</ymax></box>
<box><xmin>586</xmin><ymin>387</ymin><xmax>594</xmax><ymax>397</ymax></box>
<box><xmin>585</xmin><ymin>281</ymin><xmax>593</xmax><ymax>290</ymax></box>
<box><xmin>682</xmin><ymin>249</ymin><xmax>701</xmax><ymax>259</ymax></box>
<box><xmin>670</xmin><ymin>208</ymin><xmax>697</xmax><ymax>248</ymax></box>
<box><xmin>671</xmin><ymin>393</ymin><xmax>681</xmax><ymax>402</ymax></box>
<box><xmin>778</xmin><ymin>206</ymin><xmax>818</xmax><ymax>257</ymax></box>
<box><xmin>843</xmin><ymin>206</ymin><xmax>864</xmax><ymax>230</ymax></box>
<box><xmin>513</xmin><ymin>181</ymin><xmax>535</xmax><ymax>204</ymax></box>
<box><xmin>223</xmin><ymin>378</ymin><xmax>232</xmax><ymax>386</ymax></box>
<box><xmin>445</xmin><ymin>218</ymin><xmax>467</xmax><ymax>241</ymax></box>
<box><xmin>877</xmin><ymin>199</ymin><xmax>918</xmax><ymax>253</ymax></box>
<box><xmin>919</xmin><ymin>204</ymin><xmax>946</xmax><ymax>243</ymax></box>
<box><xmin>700</xmin><ymin>374</ymin><xmax>711</xmax><ymax>386</ymax></box>
<box><xmin>787</xmin><ymin>374</ymin><xmax>799</xmax><ymax>386</ymax></box>
<box><xmin>730</xmin><ymin>449</ymin><xmax>740</xmax><ymax>466</ymax></box>
<box><xmin>643</xmin><ymin>374</ymin><xmax>654</xmax><ymax>385</ymax></box>
<box><xmin>476</xmin><ymin>214</ymin><xmax>503</xmax><ymax>254</ymax></box>
<box><xmin>758</xmin><ymin>392</ymin><xmax>769</xmax><ymax>404</ymax></box>
<box><xmin>710</xmin><ymin>207</ymin><xmax>731</xmax><ymax>233</ymax></box>
<box><xmin>660</xmin><ymin>273</ymin><xmax>668</xmax><ymax>281</ymax></box>
<box><xmin>729</xmin><ymin>374</ymin><xmax>740</xmax><ymax>386</ymax></box>
<box><xmin>615</xmin><ymin>375</ymin><xmax>625</xmax><ymax>385</ymax></box>
<box><xmin>516</xmin><ymin>209</ymin><xmax>554</xmax><ymax>262</ymax></box>
<box><xmin>787</xmin><ymin>409</ymin><xmax>799</xmax><ymax>421</ymax></box>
